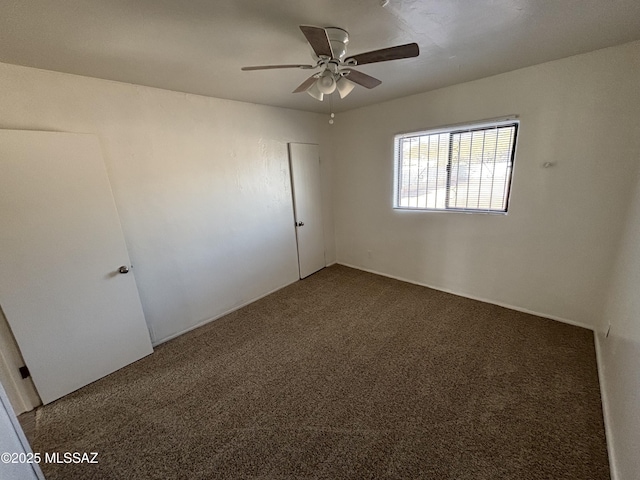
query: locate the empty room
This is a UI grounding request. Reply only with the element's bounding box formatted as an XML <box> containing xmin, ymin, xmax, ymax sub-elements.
<box><xmin>1</xmin><ymin>1</ymin><xmax>639</xmax><ymax>479</ymax></box>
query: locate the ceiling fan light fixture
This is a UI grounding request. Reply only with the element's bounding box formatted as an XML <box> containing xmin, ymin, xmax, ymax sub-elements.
<box><xmin>316</xmin><ymin>70</ymin><xmax>337</xmax><ymax>94</ymax></box>
<box><xmin>307</xmin><ymin>80</ymin><xmax>324</xmax><ymax>101</ymax></box>
<box><xmin>336</xmin><ymin>76</ymin><xmax>356</xmax><ymax>99</ymax></box>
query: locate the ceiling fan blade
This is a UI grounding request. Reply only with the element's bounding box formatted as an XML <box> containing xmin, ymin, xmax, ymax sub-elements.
<box><xmin>343</xmin><ymin>69</ymin><xmax>382</xmax><ymax>89</ymax></box>
<box><xmin>241</xmin><ymin>64</ymin><xmax>314</xmax><ymax>71</ymax></box>
<box><xmin>292</xmin><ymin>75</ymin><xmax>318</xmax><ymax>93</ymax></box>
<box><xmin>300</xmin><ymin>25</ymin><xmax>333</xmax><ymax>58</ymax></box>
<box><xmin>346</xmin><ymin>43</ymin><xmax>419</xmax><ymax>66</ymax></box>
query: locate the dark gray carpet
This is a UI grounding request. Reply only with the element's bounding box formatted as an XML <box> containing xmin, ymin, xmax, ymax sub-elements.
<box><xmin>32</xmin><ymin>265</ymin><xmax>609</xmax><ymax>479</ymax></box>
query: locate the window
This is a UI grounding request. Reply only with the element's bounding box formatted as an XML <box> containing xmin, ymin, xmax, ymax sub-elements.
<box><xmin>394</xmin><ymin>118</ymin><xmax>518</xmax><ymax>213</ymax></box>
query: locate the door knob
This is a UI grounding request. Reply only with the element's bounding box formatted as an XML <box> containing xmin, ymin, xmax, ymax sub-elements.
<box><xmin>118</xmin><ymin>266</ymin><xmax>130</xmax><ymax>274</ymax></box>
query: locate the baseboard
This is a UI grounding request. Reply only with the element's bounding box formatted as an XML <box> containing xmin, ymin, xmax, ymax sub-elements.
<box><xmin>152</xmin><ymin>277</ymin><xmax>300</xmax><ymax>346</ymax></box>
<box><xmin>336</xmin><ymin>262</ymin><xmax>595</xmax><ymax>331</ymax></box>
<box><xmin>594</xmin><ymin>333</ymin><xmax>618</xmax><ymax>480</ymax></box>
<box><xmin>153</xmin><ymin>262</ymin><xmax>339</xmax><ymax>346</ymax></box>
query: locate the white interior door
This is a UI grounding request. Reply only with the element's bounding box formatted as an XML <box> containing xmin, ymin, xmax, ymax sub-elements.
<box><xmin>0</xmin><ymin>130</ymin><xmax>153</xmax><ymax>404</ymax></box>
<box><xmin>288</xmin><ymin>143</ymin><xmax>325</xmax><ymax>279</ymax></box>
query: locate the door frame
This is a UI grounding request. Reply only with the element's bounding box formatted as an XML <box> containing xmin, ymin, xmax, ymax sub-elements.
<box><xmin>0</xmin><ymin>379</ymin><xmax>45</xmax><ymax>479</ymax></box>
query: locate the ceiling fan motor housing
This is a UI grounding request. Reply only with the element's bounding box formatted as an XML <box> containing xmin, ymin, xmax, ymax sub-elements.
<box><xmin>325</xmin><ymin>27</ymin><xmax>349</xmax><ymax>60</ymax></box>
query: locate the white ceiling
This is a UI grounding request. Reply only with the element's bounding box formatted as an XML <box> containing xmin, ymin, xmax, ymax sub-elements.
<box><xmin>1</xmin><ymin>0</ymin><xmax>640</xmax><ymax>113</ymax></box>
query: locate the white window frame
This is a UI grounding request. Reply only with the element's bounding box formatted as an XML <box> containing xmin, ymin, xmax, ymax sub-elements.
<box><xmin>393</xmin><ymin>116</ymin><xmax>519</xmax><ymax>214</ymax></box>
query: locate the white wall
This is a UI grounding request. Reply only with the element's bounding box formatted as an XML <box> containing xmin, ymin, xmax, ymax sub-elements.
<box><xmin>0</xmin><ymin>62</ymin><xmax>335</xmax><ymax>411</ymax></box>
<box><xmin>0</xmin><ymin>311</ymin><xmax>40</xmax><ymax>414</ymax></box>
<box><xmin>597</xmin><ymin>165</ymin><xmax>640</xmax><ymax>480</ymax></box>
<box><xmin>332</xmin><ymin>40</ymin><xmax>640</xmax><ymax>329</ymax></box>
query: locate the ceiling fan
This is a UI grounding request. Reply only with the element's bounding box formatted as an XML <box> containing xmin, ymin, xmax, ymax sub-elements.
<box><xmin>241</xmin><ymin>26</ymin><xmax>419</xmax><ymax>101</ymax></box>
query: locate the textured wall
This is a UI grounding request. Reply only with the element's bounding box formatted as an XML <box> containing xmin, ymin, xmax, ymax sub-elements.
<box><xmin>0</xmin><ymin>62</ymin><xmax>334</xmax><ymax>411</ymax></box>
<box><xmin>598</xmin><ymin>168</ymin><xmax>640</xmax><ymax>480</ymax></box>
<box><xmin>331</xmin><ymin>41</ymin><xmax>640</xmax><ymax>329</ymax></box>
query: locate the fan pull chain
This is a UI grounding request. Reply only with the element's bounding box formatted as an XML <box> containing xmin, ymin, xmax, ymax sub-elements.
<box><xmin>329</xmin><ymin>94</ymin><xmax>335</xmax><ymax>125</ymax></box>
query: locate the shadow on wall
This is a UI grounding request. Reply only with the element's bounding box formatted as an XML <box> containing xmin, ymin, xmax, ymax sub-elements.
<box><xmin>597</xmin><ymin>331</ymin><xmax>640</xmax><ymax>480</ymax></box>
<box><xmin>0</xmin><ymin>306</ymin><xmax>41</xmax><ymax>415</ymax></box>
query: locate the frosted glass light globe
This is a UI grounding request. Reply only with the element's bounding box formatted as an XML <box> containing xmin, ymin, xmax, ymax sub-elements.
<box><xmin>317</xmin><ymin>71</ymin><xmax>337</xmax><ymax>94</ymax></box>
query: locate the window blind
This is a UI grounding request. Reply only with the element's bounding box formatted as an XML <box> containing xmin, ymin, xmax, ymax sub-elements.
<box><xmin>395</xmin><ymin>120</ymin><xmax>518</xmax><ymax>213</ymax></box>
